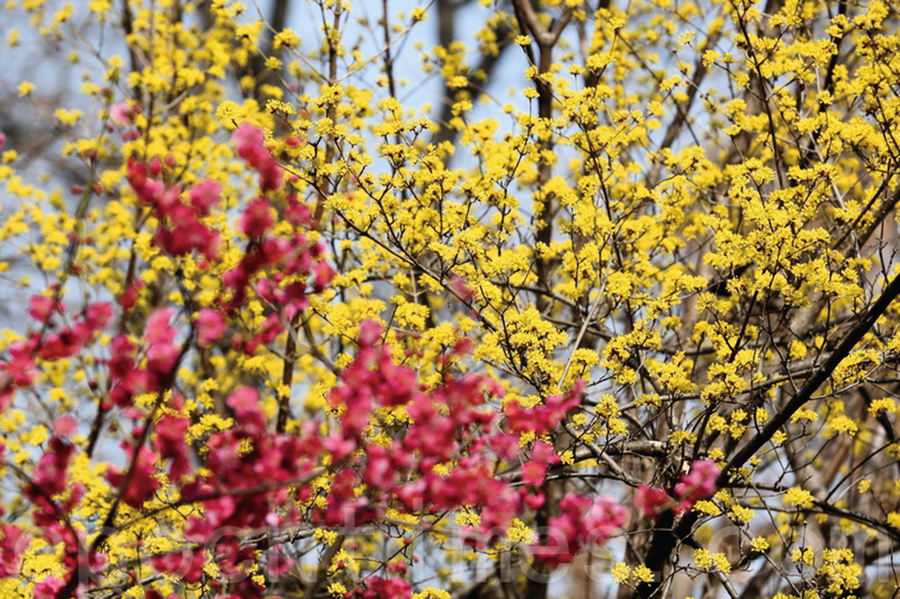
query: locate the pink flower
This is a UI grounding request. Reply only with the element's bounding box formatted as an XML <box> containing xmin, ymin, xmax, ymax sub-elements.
<box><xmin>285</xmin><ymin>198</ymin><xmax>312</xmax><ymax>226</ymax></box>
<box><xmin>53</xmin><ymin>416</ymin><xmax>78</xmax><ymax>437</ymax></box>
<box><xmin>635</xmin><ymin>459</ymin><xmax>720</xmax><ymax>518</ymax></box>
<box><xmin>521</xmin><ymin>441</ymin><xmax>559</xmax><ymax>486</ymax></box>
<box><xmin>357</xmin><ymin>319</ymin><xmax>383</xmax><ymax>348</ymax></box>
<box><xmin>531</xmin><ymin>440</ymin><xmax>558</xmax><ymax>465</ymax></box>
<box><xmin>504</xmin><ymin>380</ymin><xmax>583</xmax><ymax>435</ymax></box>
<box><xmin>635</xmin><ymin>485</ymin><xmax>675</xmax><ymax>517</ymax></box>
<box><xmin>522</xmin><ymin>489</ymin><xmax>545</xmax><ymax>510</ymax></box>
<box><xmin>674</xmin><ymin>459</ymin><xmax>719</xmax><ymax>509</ymax></box>
<box><xmin>238</xmin><ymin>197</ymin><xmax>274</xmax><ymax>237</ymax></box>
<box><xmin>448</xmin><ymin>273</ymin><xmax>476</xmax><ymax>302</ymax></box>
<box><xmin>145</xmin><ymin>308</ymin><xmax>179</xmax><ymax>380</ymax></box>
<box><xmin>489</xmin><ymin>433</ymin><xmax>519</xmax><ymax>461</ymax></box>
<box><xmin>30</xmin><ymin>437</ymin><xmax>75</xmax><ymax>499</ymax></box>
<box><xmin>0</xmin><ymin>523</ymin><xmax>30</xmax><ymax>577</ymax></box>
<box><xmin>84</xmin><ymin>302</ymin><xmax>113</xmax><ymax>330</ymax></box>
<box><xmin>109</xmin><ymin>101</ymin><xmax>135</xmax><ymax>126</ymax></box>
<box><xmin>226</xmin><ymin>386</ymin><xmax>266</xmax><ymax>436</ymax></box>
<box><xmin>195</xmin><ymin>308</ymin><xmax>226</xmax><ymax>346</ymax></box>
<box><xmin>117</xmin><ymin>281</ymin><xmax>142</xmax><ymax>309</ymax></box>
<box><xmin>323</xmin><ymin>433</ymin><xmax>357</xmax><ymax>461</ymax></box>
<box><xmin>107</xmin><ymin>335</ymin><xmax>136</xmax><ymax>380</ymax></box>
<box><xmin>154</xmin><ymin>414</ymin><xmax>191</xmax><ymax>480</ymax></box>
<box><xmin>152</xmin><ymin>549</ymin><xmax>205</xmax><ymax>584</ymax></box>
<box><xmin>364</xmin><ymin>576</ymin><xmax>412</xmax><ymax>599</ymax></box>
<box><xmin>105</xmin><ymin>445</ymin><xmax>159</xmax><ymax>508</ymax></box>
<box><xmin>33</xmin><ymin>575</ymin><xmax>66</xmax><ymax>599</ymax></box>
<box><xmin>232</xmin><ymin>123</ymin><xmax>267</xmax><ymax>162</ymax></box>
<box><xmin>188</xmin><ymin>179</ymin><xmax>221</xmax><ymax>216</ymax></box>
<box><xmin>521</xmin><ymin>460</ymin><xmax>547</xmax><ymax>486</ymax></box>
<box><xmin>28</xmin><ymin>295</ymin><xmax>62</xmax><ymax>323</ymax></box>
<box><xmin>363</xmin><ymin>444</ymin><xmax>395</xmax><ymax>489</ymax></box>
<box><xmin>232</xmin><ymin>124</ymin><xmax>283</xmax><ymax>192</ymax></box>
<box><xmin>313</xmin><ymin>261</ymin><xmax>336</xmax><ymax>292</ymax></box>
<box><xmin>154</xmin><ymin>205</ymin><xmax>221</xmax><ymax>259</ymax></box>
<box><xmin>531</xmin><ymin>492</ymin><xmax>625</xmax><ymax>565</ymax></box>
<box><xmin>584</xmin><ymin>495</ymin><xmax>628</xmax><ymax>544</ymax></box>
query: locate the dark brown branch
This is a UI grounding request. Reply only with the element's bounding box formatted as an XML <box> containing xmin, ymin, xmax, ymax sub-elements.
<box><xmin>633</xmin><ymin>270</ymin><xmax>900</xmax><ymax>599</ymax></box>
<box><xmin>303</xmin><ymin>534</ymin><xmax>346</xmax><ymax>599</ymax></box>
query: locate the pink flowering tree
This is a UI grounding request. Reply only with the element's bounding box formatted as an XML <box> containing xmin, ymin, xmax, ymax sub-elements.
<box><xmin>0</xmin><ymin>118</ymin><xmax>647</xmax><ymax>598</ymax></box>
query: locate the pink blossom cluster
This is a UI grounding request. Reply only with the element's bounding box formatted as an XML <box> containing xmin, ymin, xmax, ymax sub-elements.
<box><xmin>0</xmin><ymin>522</ymin><xmax>30</xmax><ymax>577</ymax></box>
<box><xmin>0</xmin><ymin>299</ymin><xmax>112</xmax><ymax>411</ymax></box>
<box><xmin>29</xmin><ymin>299</ymin><xmax>113</xmax><ymax>362</ymax></box>
<box><xmin>26</xmin><ymin>437</ymin><xmax>107</xmax><ymax>598</ymax></box>
<box><xmin>220</xmin><ymin>225</ymin><xmax>333</xmax><ymax>320</ymax></box>
<box><xmin>105</xmin><ymin>443</ymin><xmax>160</xmax><ymax>509</ymax></box>
<box><xmin>0</xmin><ymin>300</ymin><xmax>119</xmax><ymax>595</ymax></box>
<box><xmin>219</xmin><ymin>125</ymin><xmax>334</xmax><ymax>318</ymax></box>
<box><xmin>151</xmin><ymin>387</ymin><xmax>325</xmax><ymax>588</ymax></box>
<box><xmin>503</xmin><ymin>381</ymin><xmax>583</xmax><ymax>436</ymax></box>
<box><xmin>530</xmin><ymin>494</ymin><xmax>628</xmax><ymax>566</ymax></box>
<box><xmin>360</xmin><ymin>576</ymin><xmax>413</xmax><ymax>599</ymax></box>
<box><xmin>0</xmin><ymin>306</ymin><xmax>622</xmax><ymax>598</ymax></box>
<box><xmin>127</xmin><ymin>158</ymin><xmax>222</xmax><ymax>260</ymax></box>
<box><xmin>324</xmin><ymin>321</ymin><xmax>517</xmax><ymax>534</ymax></box>
<box><xmin>0</xmin><ymin>340</ymin><xmax>37</xmax><ymax>413</ymax></box>
<box><xmin>634</xmin><ymin>459</ymin><xmax>720</xmax><ymax>517</ymax></box>
<box><xmin>147</xmin><ymin>321</ymin><xmax>614</xmax><ymax>597</ymax></box>
<box><xmin>105</xmin><ymin>308</ymin><xmax>183</xmax><ymax>408</ymax></box>
<box><xmin>232</xmin><ymin>123</ymin><xmax>283</xmax><ymax>192</ymax></box>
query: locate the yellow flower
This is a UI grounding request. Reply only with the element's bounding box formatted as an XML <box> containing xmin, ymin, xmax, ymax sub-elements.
<box><xmin>54</xmin><ymin>108</ymin><xmax>83</xmax><ymax>126</ymax></box>
<box><xmin>273</xmin><ymin>28</ymin><xmax>300</xmax><ymax>49</ymax></box>
<box><xmin>826</xmin><ymin>414</ymin><xmax>858</xmax><ymax>437</ymax></box>
<box><xmin>611</xmin><ymin>562</ymin><xmax>630</xmax><ymax>584</ymax></box>
<box><xmin>17</xmin><ymin>81</ymin><xmax>35</xmax><ymax>96</ymax></box>
<box><xmin>410</xmin><ymin>6</ymin><xmax>427</xmax><ymax>22</ymax></box>
<box><xmin>784</xmin><ymin>487</ymin><xmax>815</xmax><ymax>509</ymax></box>
<box><xmin>506</xmin><ymin>518</ymin><xmax>534</xmax><ymax>544</ymax></box>
<box><xmin>89</xmin><ymin>0</ymin><xmax>111</xmax><ymax>13</ymax></box>
<box><xmin>632</xmin><ymin>565</ymin><xmax>654</xmax><ymax>583</ymax></box>
<box><xmin>728</xmin><ymin>504</ymin><xmax>755</xmax><ymax>524</ymax></box>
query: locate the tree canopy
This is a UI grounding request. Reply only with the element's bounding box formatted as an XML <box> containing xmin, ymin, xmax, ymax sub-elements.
<box><xmin>2</xmin><ymin>0</ymin><xmax>900</xmax><ymax>598</ymax></box>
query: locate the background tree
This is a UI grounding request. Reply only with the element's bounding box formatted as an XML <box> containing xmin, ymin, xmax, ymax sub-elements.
<box><xmin>2</xmin><ymin>0</ymin><xmax>900</xmax><ymax>598</ymax></box>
